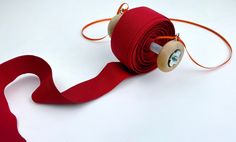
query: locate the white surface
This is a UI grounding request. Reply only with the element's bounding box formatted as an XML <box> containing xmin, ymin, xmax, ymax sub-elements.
<box><xmin>0</xmin><ymin>0</ymin><xmax>236</xmax><ymax>142</ymax></box>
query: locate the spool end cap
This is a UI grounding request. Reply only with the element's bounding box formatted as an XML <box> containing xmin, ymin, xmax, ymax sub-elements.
<box><xmin>157</xmin><ymin>40</ymin><xmax>185</xmax><ymax>72</ymax></box>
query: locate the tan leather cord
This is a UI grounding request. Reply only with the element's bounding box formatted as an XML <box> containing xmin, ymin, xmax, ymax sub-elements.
<box><xmin>169</xmin><ymin>18</ymin><xmax>232</xmax><ymax>69</ymax></box>
<box><xmin>116</xmin><ymin>3</ymin><xmax>129</xmax><ymax>14</ymax></box>
<box><xmin>81</xmin><ymin>3</ymin><xmax>129</xmax><ymax>41</ymax></box>
<box><xmin>81</xmin><ymin>18</ymin><xmax>111</xmax><ymax>41</ymax></box>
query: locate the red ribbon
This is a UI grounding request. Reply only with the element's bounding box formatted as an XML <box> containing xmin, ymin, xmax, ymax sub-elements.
<box><xmin>0</xmin><ymin>7</ymin><xmax>170</xmax><ymax>141</ymax></box>
<box><xmin>0</xmin><ymin>5</ymin><xmax>232</xmax><ymax>141</ymax></box>
<box><xmin>0</xmin><ymin>56</ymin><xmax>133</xmax><ymax>142</ymax></box>
<box><xmin>111</xmin><ymin>7</ymin><xmax>175</xmax><ymax>73</ymax></box>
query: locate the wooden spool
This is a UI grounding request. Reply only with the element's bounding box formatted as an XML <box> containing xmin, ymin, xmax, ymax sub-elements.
<box><xmin>108</xmin><ymin>14</ymin><xmax>185</xmax><ymax>72</ymax></box>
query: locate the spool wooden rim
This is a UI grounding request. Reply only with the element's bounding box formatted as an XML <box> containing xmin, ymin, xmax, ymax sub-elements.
<box><xmin>108</xmin><ymin>13</ymin><xmax>122</xmax><ymax>37</ymax></box>
<box><xmin>157</xmin><ymin>40</ymin><xmax>185</xmax><ymax>72</ymax></box>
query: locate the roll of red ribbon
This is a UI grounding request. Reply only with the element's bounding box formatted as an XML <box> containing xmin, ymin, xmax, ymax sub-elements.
<box><xmin>0</xmin><ymin>4</ymin><xmax>232</xmax><ymax>142</ymax></box>
<box><xmin>111</xmin><ymin>7</ymin><xmax>175</xmax><ymax>73</ymax></box>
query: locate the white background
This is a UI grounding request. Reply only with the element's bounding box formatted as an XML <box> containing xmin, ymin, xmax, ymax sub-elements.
<box><xmin>0</xmin><ymin>0</ymin><xmax>236</xmax><ymax>142</ymax></box>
